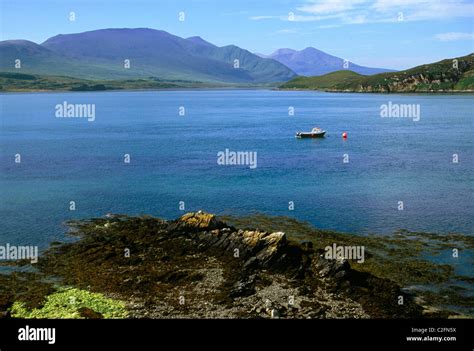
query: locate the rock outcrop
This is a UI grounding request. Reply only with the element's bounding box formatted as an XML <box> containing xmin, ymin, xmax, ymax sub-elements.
<box><xmin>1</xmin><ymin>211</ymin><xmax>424</xmax><ymax>319</ymax></box>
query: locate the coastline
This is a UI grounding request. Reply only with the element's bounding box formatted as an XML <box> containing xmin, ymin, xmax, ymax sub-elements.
<box><xmin>0</xmin><ymin>86</ymin><xmax>278</xmax><ymax>94</ymax></box>
<box><xmin>278</xmin><ymin>87</ymin><xmax>474</xmax><ymax>94</ymax></box>
<box><xmin>2</xmin><ymin>85</ymin><xmax>474</xmax><ymax>94</ymax></box>
<box><xmin>1</xmin><ymin>212</ymin><xmax>472</xmax><ymax>319</ymax></box>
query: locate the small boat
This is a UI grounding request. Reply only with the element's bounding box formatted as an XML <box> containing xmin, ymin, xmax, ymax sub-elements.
<box><xmin>296</xmin><ymin>127</ymin><xmax>326</xmax><ymax>138</ymax></box>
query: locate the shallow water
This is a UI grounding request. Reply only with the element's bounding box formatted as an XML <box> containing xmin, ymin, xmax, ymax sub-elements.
<box><xmin>0</xmin><ymin>90</ymin><xmax>472</xmax><ymax>248</ymax></box>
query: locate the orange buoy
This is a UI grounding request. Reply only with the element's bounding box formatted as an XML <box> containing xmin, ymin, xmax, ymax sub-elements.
<box><xmin>342</xmin><ymin>132</ymin><xmax>348</xmax><ymax>139</ymax></box>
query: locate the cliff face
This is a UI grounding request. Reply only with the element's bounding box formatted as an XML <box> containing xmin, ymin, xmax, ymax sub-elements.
<box><xmin>12</xmin><ymin>211</ymin><xmax>420</xmax><ymax>319</ymax></box>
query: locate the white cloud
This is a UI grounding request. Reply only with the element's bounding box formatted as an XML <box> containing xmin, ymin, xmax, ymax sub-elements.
<box><xmin>373</xmin><ymin>0</ymin><xmax>474</xmax><ymax>21</ymax></box>
<box><xmin>289</xmin><ymin>14</ymin><xmax>344</xmax><ymax>22</ymax></box>
<box><xmin>297</xmin><ymin>0</ymin><xmax>368</xmax><ymax>14</ymax></box>
<box><xmin>372</xmin><ymin>0</ymin><xmax>431</xmax><ymax>12</ymax></box>
<box><xmin>435</xmin><ymin>32</ymin><xmax>474</xmax><ymax>41</ymax></box>
<box><xmin>345</xmin><ymin>14</ymin><xmax>367</xmax><ymax>24</ymax></box>
<box><xmin>250</xmin><ymin>13</ymin><xmax>344</xmax><ymax>22</ymax></box>
<box><xmin>249</xmin><ymin>15</ymin><xmax>278</xmax><ymax>20</ymax></box>
<box><xmin>251</xmin><ymin>0</ymin><xmax>474</xmax><ymax>25</ymax></box>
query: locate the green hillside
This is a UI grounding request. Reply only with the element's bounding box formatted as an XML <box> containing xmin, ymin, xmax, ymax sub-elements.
<box><xmin>280</xmin><ymin>53</ymin><xmax>474</xmax><ymax>93</ymax></box>
<box><xmin>0</xmin><ymin>72</ymin><xmax>230</xmax><ymax>92</ymax></box>
<box><xmin>0</xmin><ymin>40</ymin><xmax>141</xmax><ymax>81</ymax></box>
<box><xmin>280</xmin><ymin>70</ymin><xmax>363</xmax><ymax>90</ymax></box>
<box><xmin>0</xmin><ymin>29</ymin><xmax>296</xmax><ymax>84</ymax></box>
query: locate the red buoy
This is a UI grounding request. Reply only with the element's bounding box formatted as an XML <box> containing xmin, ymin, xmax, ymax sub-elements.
<box><xmin>342</xmin><ymin>132</ymin><xmax>348</xmax><ymax>139</ymax></box>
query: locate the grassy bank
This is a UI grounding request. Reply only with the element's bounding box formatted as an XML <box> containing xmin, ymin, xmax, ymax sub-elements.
<box><xmin>0</xmin><ymin>72</ymin><xmax>274</xmax><ymax>92</ymax></box>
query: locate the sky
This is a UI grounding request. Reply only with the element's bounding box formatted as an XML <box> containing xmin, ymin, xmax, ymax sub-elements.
<box><xmin>0</xmin><ymin>0</ymin><xmax>473</xmax><ymax>70</ymax></box>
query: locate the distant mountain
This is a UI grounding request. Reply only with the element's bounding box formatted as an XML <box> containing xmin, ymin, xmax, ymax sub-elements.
<box><xmin>0</xmin><ymin>28</ymin><xmax>296</xmax><ymax>83</ymax></box>
<box><xmin>266</xmin><ymin>47</ymin><xmax>394</xmax><ymax>76</ymax></box>
<box><xmin>280</xmin><ymin>54</ymin><xmax>474</xmax><ymax>92</ymax></box>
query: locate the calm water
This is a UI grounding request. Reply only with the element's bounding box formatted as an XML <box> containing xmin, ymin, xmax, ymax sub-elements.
<box><xmin>0</xmin><ymin>90</ymin><xmax>473</xmax><ymax>248</ymax></box>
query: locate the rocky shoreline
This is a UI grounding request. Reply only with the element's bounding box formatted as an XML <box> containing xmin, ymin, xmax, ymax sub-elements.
<box><xmin>0</xmin><ymin>211</ymin><xmax>471</xmax><ymax>319</ymax></box>
<box><xmin>279</xmin><ymin>53</ymin><xmax>474</xmax><ymax>93</ymax></box>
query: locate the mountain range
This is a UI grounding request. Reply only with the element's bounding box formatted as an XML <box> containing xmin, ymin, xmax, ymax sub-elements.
<box><xmin>261</xmin><ymin>47</ymin><xmax>394</xmax><ymax>76</ymax></box>
<box><xmin>0</xmin><ymin>28</ymin><xmax>295</xmax><ymax>84</ymax></box>
<box><xmin>0</xmin><ymin>28</ymin><xmax>394</xmax><ymax>85</ymax></box>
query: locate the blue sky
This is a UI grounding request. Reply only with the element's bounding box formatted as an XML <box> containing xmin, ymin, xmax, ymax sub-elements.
<box><xmin>1</xmin><ymin>0</ymin><xmax>473</xmax><ymax>69</ymax></box>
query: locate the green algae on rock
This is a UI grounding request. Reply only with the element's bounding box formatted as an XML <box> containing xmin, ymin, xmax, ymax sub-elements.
<box><xmin>10</xmin><ymin>287</ymin><xmax>127</xmax><ymax>319</ymax></box>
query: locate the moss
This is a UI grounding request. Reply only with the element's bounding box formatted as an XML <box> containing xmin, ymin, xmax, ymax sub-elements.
<box><xmin>10</xmin><ymin>287</ymin><xmax>127</xmax><ymax>319</ymax></box>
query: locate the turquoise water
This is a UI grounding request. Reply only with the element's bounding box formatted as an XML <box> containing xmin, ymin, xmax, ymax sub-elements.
<box><xmin>0</xmin><ymin>90</ymin><xmax>473</xmax><ymax>248</ymax></box>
